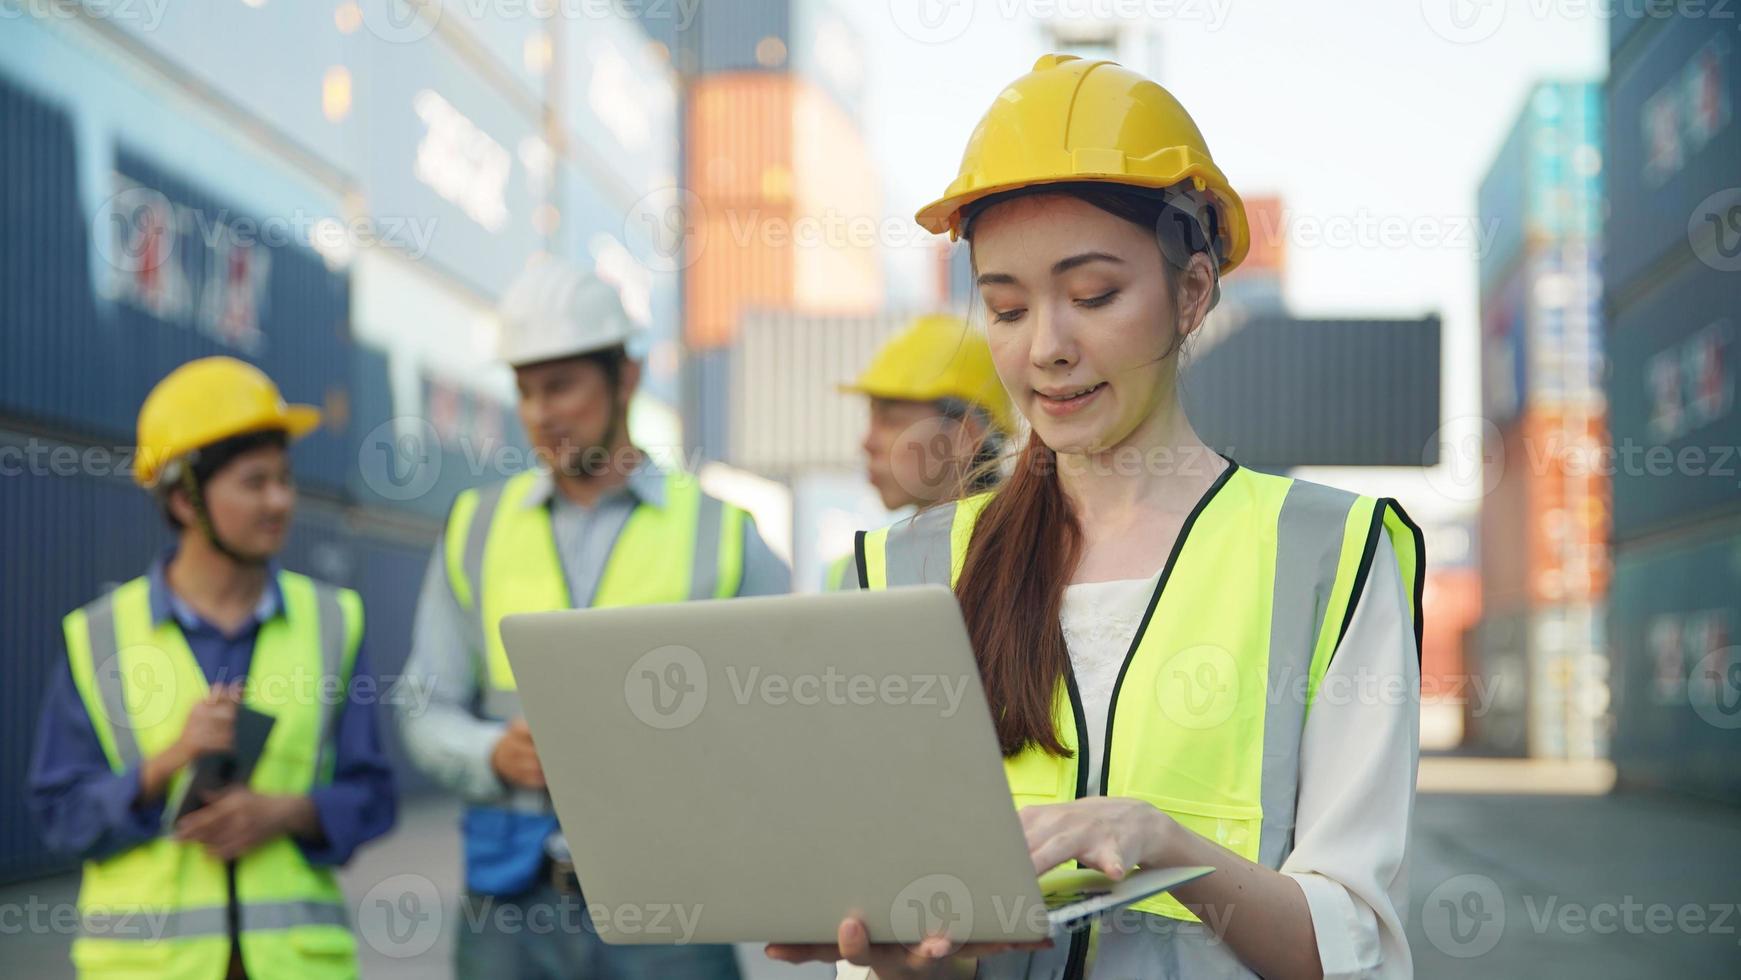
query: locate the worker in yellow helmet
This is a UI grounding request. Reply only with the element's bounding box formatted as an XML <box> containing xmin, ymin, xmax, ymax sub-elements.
<box><xmin>768</xmin><ymin>55</ymin><xmax>1422</xmax><ymax>980</ymax></box>
<box><xmin>825</xmin><ymin>313</ymin><xmax>1014</xmax><ymax>590</ymax></box>
<box><xmin>28</xmin><ymin>357</ymin><xmax>396</xmax><ymax>979</ymax></box>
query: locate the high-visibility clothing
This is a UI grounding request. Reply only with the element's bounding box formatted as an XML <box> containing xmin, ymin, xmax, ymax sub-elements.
<box><xmin>62</xmin><ymin>571</ymin><xmax>362</xmax><ymax>980</ymax></box>
<box><xmin>441</xmin><ymin>468</ymin><xmax>750</xmax><ymax>892</ymax></box>
<box><xmin>856</xmin><ymin>461</ymin><xmax>1422</xmax><ymax>978</ymax></box>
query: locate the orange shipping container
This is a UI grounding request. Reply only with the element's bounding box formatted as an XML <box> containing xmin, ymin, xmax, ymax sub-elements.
<box><xmin>684</xmin><ymin>73</ymin><xmax>882</xmax><ymax>350</ymax></box>
<box><xmin>1480</xmin><ymin>407</ymin><xmax>1613</xmax><ymax>610</ymax></box>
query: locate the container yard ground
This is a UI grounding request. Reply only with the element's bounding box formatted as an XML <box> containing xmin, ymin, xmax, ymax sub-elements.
<box><xmin>3</xmin><ymin>760</ymin><xmax>1737</xmax><ymax>979</ymax></box>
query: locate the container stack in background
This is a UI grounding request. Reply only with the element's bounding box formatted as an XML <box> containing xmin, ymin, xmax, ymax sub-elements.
<box><xmin>1473</xmin><ymin>80</ymin><xmax>1611</xmax><ymax>759</ymax></box>
<box><xmin>0</xmin><ymin>6</ymin><xmax>682</xmax><ymax>882</ymax></box>
<box><xmin>1603</xmin><ymin>16</ymin><xmax>1741</xmax><ymax>804</ymax></box>
<box><xmin>638</xmin><ymin>0</ymin><xmax>884</xmax><ymax>466</ymax></box>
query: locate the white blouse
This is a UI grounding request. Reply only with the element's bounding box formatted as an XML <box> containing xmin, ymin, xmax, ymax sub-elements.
<box><xmin>838</xmin><ymin>544</ymin><xmax>1419</xmax><ymax>979</ymax></box>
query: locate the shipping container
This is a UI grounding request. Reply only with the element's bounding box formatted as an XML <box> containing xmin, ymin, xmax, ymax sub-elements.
<box><xmin>730</xmin><ymin>311</ymin><xmax>913</xmax><ymax>476</ymax></box>
<box><xmin>1477</xmin><ymin>82</ymin><xmax>1603</xmax><ymax>298</ymax></box>
<box><xmin>1609</xmin><ymin>525</ymin><xmax>1741</xmax><ymax>804</ymax></box>
<box><xmin>684</xmin><ymin>346</ymin><xmax>735</xmax><ymax>465</ymax></box>
<box><xmin>683</xmin><ymin>71</ymin><xmax>881</xmax><ymax>349</ymax></box>
<box><xmin>1421</xmin><ymin>568</ymin><xmax>1482</xmax><ymax>751</ymax></box>
<box><xmin>1467</xmin><ymin>606</ymin><xmax>1532</xmax><ymax>757</ymax></box>
<box><xmin>1604</xmin><ymin>21</ymin><xmax>1739</xmax><ymax>303</ymax></box>
<box><xmin>1605</xmin><ymin>258</ymin><xmax>1741</xmax><ymax>541</ymax></box>
<box><xmin>1528</xmin><ymin>602</ymin><xmax>1611</xmax><ymax>759</ymax></box>
<box><xmin>561</xmin><ymin>11</ymin><xmax>682</xmax><ymax>201</ymax></box>
<box><xmin>0</xmin><ymin>63</ymin><xmax>355</xmax><ymax>496</ymax></box>
<box><xmin>1481</xmin><ymin>250</ymin><xmax>1531</xmax><ymax>423</ymax></box>
<box><xmin>1609</xmin><ymin>4</ymin><xmax>1656</xmax><ymax>65</ymax></box>
<box><xmin>1181</xmin><ymin>315</ymin><xmax>1442</xmax><ymax>468</ymax></box>
<box><xmin>1480</xmin><ymin>408</ymin><xmax>1612</xmax><ymax>609</ymax></box>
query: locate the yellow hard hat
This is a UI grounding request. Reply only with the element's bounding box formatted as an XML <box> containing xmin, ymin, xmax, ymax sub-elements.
<box><xmin>135</xmin><ymin>356</ymin><xmax>321</xmax><ymax>487</ymax></box>
<box><xmin>840</xmin><ymin>314</ymin><xmax>1015</xmax><ymax>434</ymax></box>
<box><xmin>915</xmin><ymin>54</ymin><xmax>1250</xmax><ymax>274</ymax></box>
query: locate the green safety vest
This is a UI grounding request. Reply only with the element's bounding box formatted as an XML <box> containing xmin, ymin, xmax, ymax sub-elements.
<box><xmin>443</xmin><ymin>468</ymin><xmax>749</xmax><ymax>721</ymax></box>
<box><xmin>857</xmin><ymin>462</ymin><xmax>1422</xmax><ymax>978</ymax></box>
<box><xmin>61</xmin><ymin>571</ymin><xmax>363</xmax><ymax>980</ymax></box>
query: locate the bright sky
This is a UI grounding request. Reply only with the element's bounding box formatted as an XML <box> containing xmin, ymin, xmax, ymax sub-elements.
<box><xmin>850</xmin><ymin>0</ymin><xmax>1608</xmax><ymax>527</ymax></box>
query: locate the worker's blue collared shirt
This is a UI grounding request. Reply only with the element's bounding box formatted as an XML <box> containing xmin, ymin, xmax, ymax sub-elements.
<box><xmin>26</xmin><ymin>549</ymin><xmax>397</xmax><ymax>866</ymax></box>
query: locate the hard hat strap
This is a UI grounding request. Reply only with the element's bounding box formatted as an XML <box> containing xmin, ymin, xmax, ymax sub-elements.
<box><xmin>177</xmin><ymin>463</ymin><xmax>266</xmax><ymax>568</ymax></box>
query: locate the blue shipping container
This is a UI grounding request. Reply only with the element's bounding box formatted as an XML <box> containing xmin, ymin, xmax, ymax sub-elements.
<box><xmin>1609</xmin><ymin>527</ymin><xmax>1741</xmax><ymax>804</ymax></box>
<box><xmin>1606</xmin><ymin>259</ymin><xmax>1741</xmax><ymax>541</ymax></box>
<box><xmin>1605</xmin><ymin>21</ymin><xmax>1740</xmax><ymax>301</ymax></box>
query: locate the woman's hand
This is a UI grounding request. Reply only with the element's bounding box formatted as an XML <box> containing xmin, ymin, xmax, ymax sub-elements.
<box><xmin>765</xmin><ymin>916</ymin><xmax>1048</xmax><ymax>978</ymax></box>
<box><xmin>1020</xmin><ymin>796</ymin><xmax>1177</xmax><ymax>878</ymax></box>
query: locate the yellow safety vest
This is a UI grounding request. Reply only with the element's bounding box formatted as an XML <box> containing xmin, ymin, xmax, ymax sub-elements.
<box><xmin>61</xmin><ymin>571</ymin><xmax>363</xmax><ymax>980</ymax></box>
<box><xmin>857</xmin><ymin>462</ymin><xmax>1421</xmax><ymax>976</ymax></box>
<box><xmin>442</xmin><ymin>468</ymin><xmax>749</xmax><ymax>721</ymax></box>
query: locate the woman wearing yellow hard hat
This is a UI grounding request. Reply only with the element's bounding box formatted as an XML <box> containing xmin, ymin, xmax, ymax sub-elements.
<box><xmin>770</xmin><ymin>56</ymin><xmax>1422</xmax><ymax>980</ymax></box>
<box><xmin>28</xmin><ymin>357</ymin><xmax>396</xmax><ymax>979</ymax></box>
<box><xmin>827</xmin><ymin>314</ymin><xmax>1015</xmax><ymax>590</ymax></box>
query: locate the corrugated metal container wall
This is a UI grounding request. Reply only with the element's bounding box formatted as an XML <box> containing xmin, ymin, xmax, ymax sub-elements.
<box><xmin>1605</xmin><ymin>259</ymin><xmax>1741</xmax><ymax>541</ymax></box>
<box><xmin>1181</xmin><ymin>316</ymin><xmax>1442</xmax><ymax>468</ymax></box>
<box><xmin>1468</xmin><ymin>607</ymin><xmax>1532</xmax><ymax>757</ymax></box>
<box><xmin>697</xmin><ymin>0</ymin><xmax>791</xmax><ymax>74</ymax></box>
<box><xmin>730</xmin><ymin>310</ymin><xmax>910</xmax><ymax>476</ymax></box>
<box><xmin>1477</xmin><ymin>97</ymin><xmax>1530</xmax><ymax>297</ymax></box>
<box><xmin>790</xmin><ymin>81</ymin><xmax>883</xmax><ymax>315</ymax></box>
<box><xmin>1609</xmin><ymin>527</ymin><xmax>1741</xmax><ymax>803</ymax></box>
<box><xmin>1477</xmin><ymin>82</ymin><xmax>1602</xmax><ymax>299</ymax></box>
<box><xmin>0</xmin><ymin>88</ymin><xmax>354</xmax><ymax>496</ymax></box>
<box><xmin>1604</xmin><ymin>20</ymin><xmax>1740</xmax><ymax>301</ymax></box>
<box><xmin>0</xmin><ymin>72</ymin><xmax>109</xmax><ymax>434</ymax></box>
<box><xmin>685</xmin><ymin>73</ymin><xmax>797</xmax><ymax>349</ymax></box>
<box><xmin>684</xmin><ymin>347</ymin><xmax>734</xmax><ymax>465</ymax></box>
<box><xmin>1481</xmin><ymin>414</ymin><xmax>1534</xmax><ymax>610</ymax></box>
<box><xmin>0</xmin><ymin>433</ymin><xmax>168</xmax><ymax>882</ymax></box>
<box><xmin>1609</xmin><ymin>5</ymin><xmax>1655</xmax><ymax>63</ymax></box>
<box><xmin>1519</xmin><ymin>409</ymin><xmax>1612</xmax><ymax>606</ymax></box>
<box><xmin>106</xmin><ymin>148</ymin><xmax>355</xmax><ymax>496</ymax></box>
<box><xmin>1481</xmin><ymin>249</ymin><xmax>1530</xmax><ymax>423</ymax></box>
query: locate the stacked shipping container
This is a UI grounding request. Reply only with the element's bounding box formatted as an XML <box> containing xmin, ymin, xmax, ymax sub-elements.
<box><xmin>0</xmin><ymin>5</ymin><xmax>682</xmax><ymax>882</ymax></box>
<box><xmin>1473</xmin><ymin>81</ymin><xmax>1612</xmax><ymax>759</ymax></box>
<box><xmin>1604</xmin><ymin>17</ymin><xmax>1741</xmax><ymax>803</ymax></box>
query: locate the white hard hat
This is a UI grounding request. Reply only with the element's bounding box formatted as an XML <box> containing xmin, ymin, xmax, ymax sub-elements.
<box><xmin>498</xmin><ymin>256</ymin><xmax>643</xmax><ymax>367</ymax></box>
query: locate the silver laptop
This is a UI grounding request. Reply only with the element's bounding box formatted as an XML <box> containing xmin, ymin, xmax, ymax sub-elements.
<box><xmin>499</xmin><ymin>586</ymin><xmax>1213</xmax><ymax>945</ymax></box>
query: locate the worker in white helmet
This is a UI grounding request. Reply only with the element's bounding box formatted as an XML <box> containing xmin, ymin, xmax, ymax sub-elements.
<box><xmin>395</xmin><ymin>256</ymin><xmax>785</xmax><ymax>979</ymax></box>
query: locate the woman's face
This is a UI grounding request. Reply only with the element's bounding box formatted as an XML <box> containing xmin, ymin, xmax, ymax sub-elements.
<box><xmin>971</xmin><ymin>192</ymin><xmax>1204</xmax><ymax>457</ymax></box>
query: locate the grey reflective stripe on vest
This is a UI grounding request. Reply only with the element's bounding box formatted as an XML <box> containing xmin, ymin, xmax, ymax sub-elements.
<box><xmin>83</xmin><ymin>591</ymin><xmax>143</xmax><ymax>772</ymax></box>
<box><xmin>883</xmin><ymin>502</ymin><xmax>958</xmax><ymax>587</ymax></box>
<box><xmin>462</xmin><ymin>482</ymin><xmax>507</xmax><ymax>613</ymax></box>
<box><xmin>1258</xmin><ymin>480</ymin><xmax>1358</xmax><ymax>870</ymax></box>
<box><xmin>81</xmin><ymin>900</ymin><xmax>348</xmax><ymax>940</ymax></box>
<box><xmin>689</xmin><ymin>492</ymin><xmax>725</xmax><ymax>600</ymax></box>
<box><xmin>312</xmin><ymin>581</ymin><xmax>348</xmax><ymax>782</ymax></box>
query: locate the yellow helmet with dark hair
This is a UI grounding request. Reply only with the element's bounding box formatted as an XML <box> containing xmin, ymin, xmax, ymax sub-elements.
<box><xmin>135</xmin><ymin>357</ymin><xmax>321</xmax><ymax>488</ymax></box>
<box><xmin>840</xmin><ymin>314</ymin><xmax>1015</xmax><ymax>435</ymax></box>
<box><xmin>916</xmin><ymin>54</ymin><xmax>1250</xmax><ymax>274</ymax></box>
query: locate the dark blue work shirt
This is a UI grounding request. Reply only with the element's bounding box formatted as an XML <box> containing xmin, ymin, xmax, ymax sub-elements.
<box><xmin>27</xmin><ymin>550</ymin><xmax>397</xmax><ymax>866</ymax></box>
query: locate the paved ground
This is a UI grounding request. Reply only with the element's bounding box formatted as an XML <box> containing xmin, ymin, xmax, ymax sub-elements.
<box><xmin>4</xmin><ymin>767</ymin><xmax>1737</xmax><ymax>978</ymax></box>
